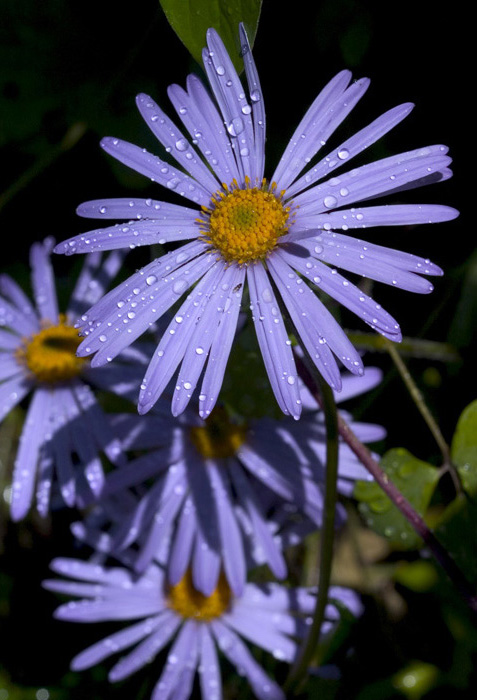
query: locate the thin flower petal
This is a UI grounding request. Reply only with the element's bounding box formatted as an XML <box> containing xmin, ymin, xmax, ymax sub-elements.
<box><xmin>30</xmin><ymin>238</ymin><xmax>59</xmax><ymax>323</ymax></box>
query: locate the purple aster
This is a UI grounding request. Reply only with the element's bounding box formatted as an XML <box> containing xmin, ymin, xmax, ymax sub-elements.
<box><xmin>69</xmin><ymin>367</ymin><xmax>384</xmax><ymax>597</ymax></box>
<box><xmin>54</xmin><ymin>24</ymin><xmax>457</xmax><ymax>420</ymax></box>
<box><xmin>0</xmin><ymin>238</ymin><xmax>145</xmax><ymax>520</ymax></box>
<box><xmin>43</xmin><ymin>555</ymin><xmax>363</xmax><ymax>700</ymax></box>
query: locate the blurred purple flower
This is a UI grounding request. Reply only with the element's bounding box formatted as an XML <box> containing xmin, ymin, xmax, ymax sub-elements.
<box><xmin>71</xmin><ymin>367</ymin><xmax>384</xmax><ymax>597</ymax></box>
<box><xmin>0</xmin><ymin>238</ymin><xmax>145</xmax><ymax>519</ymax></box>
<box><xmin>54</xmin><ymin>24</ymin><xmax>457</xmax><ymax>420</ymax></box>
<box><xmin>43</xmin><ymin>556</ymin><xmax>362</xmax><ymax>700</ymax></box>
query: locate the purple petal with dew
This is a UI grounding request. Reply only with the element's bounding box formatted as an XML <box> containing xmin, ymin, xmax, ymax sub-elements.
<box><xmin>268</xmin><ymin>252</ymin><xmax>361</xmax><ymax>385</ymax></box>
<box><xmin>236</xmin><ymin>443</ymin><xmax>298</xmax><ymax>502</ymax></box>
<box><xmin>187</xmin><ymin>455</ymin><xmax>221</xmax><ymax>595</ymax></box>
<box><xmin>303</xmin><ymin>234</ymin><xmax>438</xmax><ymax>294</ymax></box>
<box><xmin>240</xmin><ymin>581</ymin><xmax>317</xmax><ymax>613</ymax></box>
<box><xmin>228</xmin><ymin>460</ymin><xmax>287</xmax><ymax>580</ymax></box>
<box><xmin>211</xmin><ymin>620</ymin><xmax>285</xmax><ymax>700</ymax></box>
<box><xmin>222</xmin><ymin>608</ymin><xmax>298</xmax><ymax>662</ymax></box>
<box><xmin>75</xmin><ymin>240</ymin><xmax>207</xmax><ymax>333</ymax></box>
<box><xmin>287</xmin><ymin>102</ymin><xmax>414</xmax><ymax>197</ymax></box>
<box><xmin>136</xmin><ymin>93</ymin><xmax>221</xmax><ymax>194</ymax></box>
<box><xmin>57</xmin><ymin>384</ymin><xmax>105</xmax><ymax>498</ymax></box>
<box><xmin>48</xmin><ymin>557</ymin><xmax>135</xmax><ymax>585</ymax></box>
<box><xmin>0</xmin><ymin>355</ymin><xmax>24</xmax><ymax>382</ymax></box>
<box><xmin>83</xmin><ymin>359</ymin><xmax>147</xmax><ymax>405</ymax></box>
<box><xmin>0</xmin><ymin>328</ymin><xmax>23</xmax><ymax>352</ymax></box>
<box><xmin>110</xmin><ymin>469</ymin><xmax>176</xmax><ymax>552</ymax></box>
<box><xmin>293</xmin><ymin>146</ymin><xmax>452</xmax><ymax>213</ymax></box>
<box><xmin>68</xmin><ymin>251</ymin><xmax>126</xmax><ymax>318</ymax></box>
<box><xmin>35</xmin><ymin>442</ymin><xmax>55</xmax><ymax>517</ymax></box>
<box><xmin>151</xmin><ymin>621</ymin><xmax>199</xmax><ymax>700</ymax></box>
<box><xmin>55</xmin><ymin>217</ymin><xmax>201</xmax><ymax>256</ymax></box>
<box><xmin>104</xmin><ymin>450</ymin><xmax>170</xmax><ymax>495</ymax></box>
<box><xmin>134</xmin><ymin>465</ymin><xmax>188</xmax><ymax>573</ymax></box>
<box><xmin>168</xmin><ymin>75</ymin><xmax>240</xmax><ymax>185</ymax></box>
<box><xmin>72</xmin><ymin>614</ymin><xmax>163</xmax><ymax>671</ymax></box>
<box><xmin>43</xmin><ymin>578</ymin><xmax>105</xmax><ymax>599</ymax></box>
<box><xmin>10</xmin><ymin>386</ymin><xmax>52</xmax><ymax>520</ymax></box>
<box><xmin>54</xmin><ymin>593</ymin><xmax>164</xmax><ymax>623</ymax></box>
<box><xmin>193</xmin><ymin>520</ymin><xmax>221</xmax><ymax>597</ymax></box>
<box><xmin>47</xmin><ymin>389</ymin><xmax>77</xmax><ymax>507</ymax></box>
<box><xmin>239</xmin><ymin>23</ymin><xmax>266</xmax><ymax>183</ymax></box>
<box><xmin>72</xmin><ymin>382</ymin><xmax>125</xmax><ymax>467</ymax></box>
<box><xmin>80</xmin><ymin>245</ymin><xmax>213</xmax><ymax>368</ymax></box>
<box><xmin>0</xmin><ymin>274</ymin><xmax>37</xmax><ymax>323</ymax></box>
<box><xmin>293</xmin><ymin>203</ymin><xmax>458</xmax><ymax>235</ymax></box>
<box><xmin>77</xmin><ymin>197</ymin><xmax>199</xmax><ymax>221</ymax></box>
<box><xmin>101</xmin><ymin>137</ymin><xmax>210</xmax><ymax>206</ymax></box>
<box><xmin>203</xmin><ymin>29</ymin><xmax>256</xmax><ymax>184</ymax></box>
<box><xmin>208</xmin><ymin>462</ymin><xmax>246</xmax><ymax>596</ymax></box>
<box><xmin>271</xmin><ymin>69</ymin><xmax>352</xmax><ymax>189</ymax></box>
<box><xmin>29</xmin><ymin>238</ymin><xmax>59</xmax><ymax>323</ymax></box>
<box><xmin>247</xmin><ymin>263</ymin><xmax>301</xmax><ymax>419</ymax></box>
<box><xmin>275</xmin><ymin>77</ymin><xmax>370</xmax><ymax>192</ymax></box>
<box><xmin>0</xmin><ymin>293</ymin><xmax>40</xmax><ymax>338</ymax></box>
<box><xmin>109</xmin><ymin>611</ymin><xmax>182</xmax><ymax>682</ymax></box>
<box><xmin>281</xmin><ymin>247</ymin><xmax>401</xmax><ymax>339</ymax></box>
<box><xmin>168</xmin><ymin>495</ymin><xmax>197</xmax><ymax>586</ymax></box>
<box><xmin>199</xmin><ymin>624</ymin><xmax>223</xmax><ymax>700</ymax></box>
<box><xmin>199</xmin><ymin>265</ymin><xmax>245</xmax><ymax>419</ymax></box>
<box><xmin>172</xmin><ymin>263</ymin><xmax>239</xmax><ymax>416</ymax></box>
<box><xmin>166</xmin><ymin>628</ymin><xmax>201</xmax><ymax>700</ymax></box>
<box><xmin>138</xmin><ymin>259</ymin><xmax>224</xmax><ymax>414</ymax></box>
<box><xmin>311</xmin><ymin>228</ymin><xmax>444</xmax><ymax>277</ymax></box>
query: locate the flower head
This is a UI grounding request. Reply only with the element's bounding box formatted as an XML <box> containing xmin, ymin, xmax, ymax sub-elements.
<box><xmin>54</xmin><ymin>25</ymin><xmax>458</xmax><ymax>419</ymax></box>
<box><xmin>43</xmin><ymin>555</ymin><xmax>362</xmax><ymax>700</ymax></box>
<box><xmin>0</xmin><ymin>238</ymin><xmax>144</xmax><ymax>519</ymax></box>
<box><xmin>70</xmin><ymin>367</ymin><xmax>384</xmax><ymax>597</ymax></box>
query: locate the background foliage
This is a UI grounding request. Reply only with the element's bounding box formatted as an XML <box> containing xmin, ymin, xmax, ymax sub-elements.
<box><xmin>0</xmin><ymin>1</ymin><xmax>474</xmax><ymax>698</ymax></box>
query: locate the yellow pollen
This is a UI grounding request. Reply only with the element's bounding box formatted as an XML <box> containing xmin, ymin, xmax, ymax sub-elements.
<box><xmin>190</xmin><ymin>407</ymin><xmax>247</xmax><ymax>459</ymax></box>
<box><xmin>203</xmin><ymin>180</ymin><xmax>291</xmax><ymax>264</ymax></box>
<box><xmin>16</xmin><ymin>316</ymin><xmax>85</xmax><ymax>384</ymax></box>
<box><xmin>168</xmin><ymin>569</ymin><xmax>231</xmax><ymax>621</ymax></box>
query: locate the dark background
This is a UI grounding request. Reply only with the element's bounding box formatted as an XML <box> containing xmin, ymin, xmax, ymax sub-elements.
<box><xmin>0</xmin><ymin>1</ymin><xmax>474</xmax><ymax>699</ymax></box>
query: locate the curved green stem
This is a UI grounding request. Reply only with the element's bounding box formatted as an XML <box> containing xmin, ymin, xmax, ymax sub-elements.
<box><xmin>284</xmin><ymin>367</ymin><xmax>339</xmax><ymax>694</ymax></box>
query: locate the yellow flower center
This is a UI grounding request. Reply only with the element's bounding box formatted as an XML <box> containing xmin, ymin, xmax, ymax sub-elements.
<box><xmin>190</xmin><ymin>407</ymin><xmax>247</xmax><ymax>459</ymax></box>
<box><xmin>168</xmin><ymin>569</ymin><xmax>231</xmax><ymax>621</ymax></box>
<box><xmin>199</xmin><ymin>178</ymin><xmax>291</xmax><ymax>264</ymax></box>
<box><xmin>16</xmin><ymin>316</ymin><xmax>85</xmax><ymax>384</ymax></box>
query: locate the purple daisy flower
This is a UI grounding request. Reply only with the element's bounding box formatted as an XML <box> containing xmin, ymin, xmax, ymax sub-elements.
<box><xmin>70</xmin><ymin>367</ymin><xmax>384</xmax><ymax>597</ymax></box>
<box><xmin>54</xmin><ymin>24</ymin><xmax>457</xmax><ymax>420</ymax></box>
<box><xmin>0</xmin><ymin>238</ymin><xmax>145</xmax><ymax>520</ymax></box>
<box><xmin>43</xmin><ymin>555</ymin><xmax>363</xmax><ymax>700</ymax></box>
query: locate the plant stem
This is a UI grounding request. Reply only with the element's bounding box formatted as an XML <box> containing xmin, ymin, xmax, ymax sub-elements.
<box><xmin>384</xmin><ymin>339</ymin><xmax>462</xmax><ymax>493</ymax></box>
<box><xmin>294</xmin><ymin>354</ymin><xmax>477</xmax><ymax>614</ymax></box>
<box><xmin>284</xmin><ymin>373</ymin><xmax>339</xmax><ymax>694</ymax></box>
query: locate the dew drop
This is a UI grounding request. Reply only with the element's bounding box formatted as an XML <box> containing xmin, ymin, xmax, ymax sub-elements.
<box><xmin>337</xmin><ymin>148</ymin><xmax>350</xmax><ymax>160</ymax></box>
<box><xmin>146</xmin><ymin>275</ymin><xmax>157</xmax><ymax>286</ymax></box>
<box><xmin>324</xmin><ymin>195</ymin><xmax>338</xmax><ymax>209</ymax></box>
<box><xmin>175</xmin><ymin>138</ymin><xmax>189</xmax><ymax>152</ymax></box>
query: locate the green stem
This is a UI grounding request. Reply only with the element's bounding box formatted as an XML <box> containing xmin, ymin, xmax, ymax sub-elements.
<box><xmin>384</xmin><ymin>339</ymin><xmax>462</xmax><ymax>493</ymax></box>
<box><xmin>284</xmin><ymin>368</ymin><xmax>339</xmax><ymax>694</ymax></box>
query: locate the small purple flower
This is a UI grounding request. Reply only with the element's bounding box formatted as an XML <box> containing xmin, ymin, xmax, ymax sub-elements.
<box><xmin>0</xmin><ymin>238</ymin><xmax>145</xmax><ymax>520</ymax></box>
<box><xmin>71</xmin><ymin>368</ymin><xmax>384</xmax><ymax>597</ymax></box>
<box><xmin>43</xmin><ymin>556</ymin><xmax>363</xmax><ymax>700</ymax></box>
<box><xmin>54</xmin><ymin>24</ymin><xmax>457</xmax><ymax>419</ymax></box>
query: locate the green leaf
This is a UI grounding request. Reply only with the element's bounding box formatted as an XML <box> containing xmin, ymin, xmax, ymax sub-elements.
<box><xmin>158</xmin><ymin>0</ymin><xmax>262</xmax><ymax>72</ymax></box>
<box><xmin>451</xmin><ymin>399</ymin><xmax>477</xmax><ymax>495</ymax></box>
<box><xmin>354</xmin><ymin>448</ymin><xmax>440</xmax><ymax>549</ymax></box>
